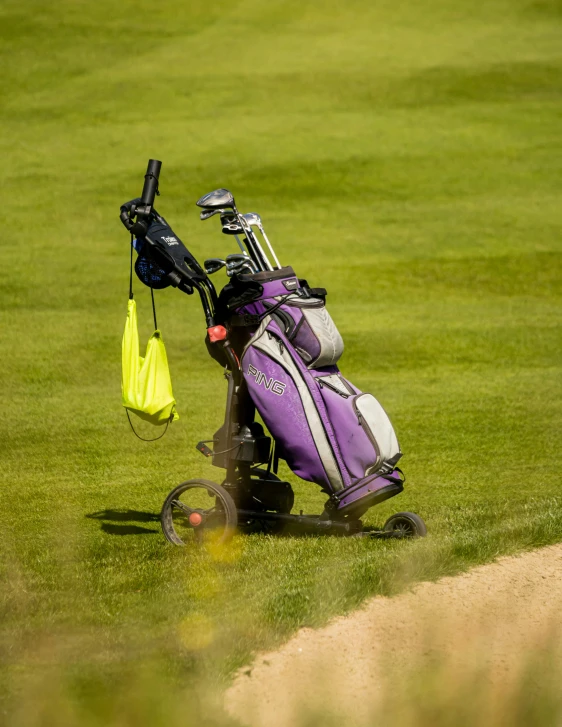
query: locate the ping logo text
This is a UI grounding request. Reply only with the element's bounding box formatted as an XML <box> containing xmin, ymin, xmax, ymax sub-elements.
<box><xmin>248</xmin><ymin>364</ymin><xmax>286</xmax><ymax>396</ymax></box>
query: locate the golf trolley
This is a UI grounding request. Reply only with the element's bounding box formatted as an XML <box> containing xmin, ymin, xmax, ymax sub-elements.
<box><xmin>120</xmin><ymin>160</ymin><xmax>427</xmax><ymax>546</ymax></box>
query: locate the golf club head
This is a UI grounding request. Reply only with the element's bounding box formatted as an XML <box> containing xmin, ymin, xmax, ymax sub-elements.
<box><xmin>204</xmin><ymin>258</ymin><xmax>227</xmax><ymax>275</ymax></box>
<box><xmin>241</xmin><ymin>212</ymin><xmax>261</xmax><ymax>228</ymax></box>
<box><xmin>200</xmin><ymin>207</ymin><xmax>225</xmax><ymax>221</ymax></box>
<box><xmin>227</xmin><ymin>262</ymin><xmax>254</xmax><ymax>277</ymax></box>
<box><xmin>243</xmin><ymin>212</ymin><xmax>268</xmax><ymax>237</ymax></box>
<box><xmin>226</xmin><ymin>253</ymin><xmax>258</xmax><ymax>272</ymax></box>
<box><xmin>220</xmin><ymin>213</ymin><xmax>244</xmax><ymax>236</ymax></box>
<box><xmin>226</xmin><ymin>255</ymin><xmax>251</xmax><ymax>267</ymax></box>
<box><xmin>196</xmin><ymin>189</ymin><xmax>236</xmax><ymax>210</ymax></box>
<box><xmin>239</xmin><ymin>264</ymin><xmax>255</xmax><ymax>275</ymax></box>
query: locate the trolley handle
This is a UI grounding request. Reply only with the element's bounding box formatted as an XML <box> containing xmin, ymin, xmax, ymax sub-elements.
<box><xmin>120</xmin><ymin>159</ymin><xmax>162</xmax><ymax>237</ymax></box>
<box><xmin>140</xmin><ymin>159</ymin><xmax>162</xmax><ymax>208</ymax></box>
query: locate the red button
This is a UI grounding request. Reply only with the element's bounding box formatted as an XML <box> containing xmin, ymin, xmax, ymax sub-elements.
<box><xmin>207</xmin><ymin>325</ymin><xmax>227</xmax><ymax>343</ymax></box>
<box><xmin>189</xmin><ymin>512</ymin><xmax>203</xmax><ymax>527</ymax></box>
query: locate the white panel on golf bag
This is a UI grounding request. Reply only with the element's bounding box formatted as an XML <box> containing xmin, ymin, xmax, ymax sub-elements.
<box><xmin>287</xmin><ymin>299</ymin><xmax>344</xmax><ymax>368</ymax></box>
<box><xmin>353</xmin><ymin>394</ymin><xmax>401</xmax><ymax>474</ymax></box>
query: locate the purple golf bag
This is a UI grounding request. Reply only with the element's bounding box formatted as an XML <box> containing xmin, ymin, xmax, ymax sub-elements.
<box><xmin>234</xmin><ymin>267</ymin><xmax>404</xmax><ymax>518</ymax></box>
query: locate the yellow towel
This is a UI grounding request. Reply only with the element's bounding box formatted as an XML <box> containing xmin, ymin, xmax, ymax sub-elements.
<box><xmin>121</xmin><ymin>299</ymin><xmax>179</xmax><ymax>425</ymax></box>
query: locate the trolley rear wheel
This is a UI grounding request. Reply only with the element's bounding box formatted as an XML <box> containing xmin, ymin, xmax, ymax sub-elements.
<box><xmin>161</xmin><ymin>479</ymin><xmax>237</xmax><ymax>546</ymax></box>
<box><xmin>383</xmin><ymin>511</ymin><xmax>427</xmax><ymax>538</ymax></box>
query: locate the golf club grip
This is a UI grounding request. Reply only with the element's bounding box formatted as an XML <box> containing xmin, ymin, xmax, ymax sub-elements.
<box><xmin>140</xmin><ymin>159</ymin><xmax>162</xmax><ymax>208</ymax></box>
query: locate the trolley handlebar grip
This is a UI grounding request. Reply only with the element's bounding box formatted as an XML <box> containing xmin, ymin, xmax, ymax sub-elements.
<box><xmin>140</xmin><ymin>159</ymin><xmax>162</xmax><ymax>208</ymax></box>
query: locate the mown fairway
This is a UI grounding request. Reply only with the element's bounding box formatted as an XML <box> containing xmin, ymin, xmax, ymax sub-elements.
<box><xmin>1</xmin><ymin>0</ymin><xmax>561</xmax><ymax>722</ymax></box>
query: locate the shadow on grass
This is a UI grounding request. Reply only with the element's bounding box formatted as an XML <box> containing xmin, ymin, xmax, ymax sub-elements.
<box><xmin>86</xmin><ymin>509</ymin><xmax>160</xmax><ymax>536</ymax></box>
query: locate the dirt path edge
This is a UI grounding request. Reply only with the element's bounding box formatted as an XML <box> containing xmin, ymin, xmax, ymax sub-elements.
<box><xmin>225</xmin><ymin>543</ymin><xmax>562</xmax><ymax>727</ymax></box>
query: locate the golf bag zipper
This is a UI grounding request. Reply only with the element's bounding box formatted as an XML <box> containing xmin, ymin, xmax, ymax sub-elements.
<box><xmin>352</xmin><ymin>395</ymin><xmax>382</xmax><ymax>472</ymax></box>
<box><xmin>317</xmin><ymin>377</ymin><xmax>350</xmax><ymax>398</ymax></box>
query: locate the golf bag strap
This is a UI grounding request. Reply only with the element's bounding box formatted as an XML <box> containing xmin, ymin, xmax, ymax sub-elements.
<box><xmin>230</xmin><ymin>313</ymin><xmax>261</xmax><ymax>327</ymax></box>
<box><xmin>299</xmin><ymin>284</ymin><xmax>327</xmax><ymax>299</ymax></box>
<box><xmin>229</xmin><ymin>287</ymin><xmax>327</xmax><ymax>326</ymax></box>
<box><xmin>382</xmin><ymin>467</ymin><xmax>406</xmax><ymax>486</ymax></box>
<box><xmin>229</xmin><ymin>294</ymin><xmax>292</xmax><ymax>327</ymax></box>
<box><xmin>296</xmin><ymin>279</ymin><xmax>327</xmax><ymax>300</ymax></box>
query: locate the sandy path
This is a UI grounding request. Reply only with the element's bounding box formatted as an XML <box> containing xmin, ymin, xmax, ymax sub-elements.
<box><xmin>226</xmin><ymin>544</ymin><xmax>562</xmax><ymax>726</ymax></box>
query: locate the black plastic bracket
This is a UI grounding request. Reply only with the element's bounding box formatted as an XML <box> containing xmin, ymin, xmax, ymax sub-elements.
<box><xmin>196</xmin><ymin>441</ymin><xmax>214</xmax><ymax>458</ymax></box>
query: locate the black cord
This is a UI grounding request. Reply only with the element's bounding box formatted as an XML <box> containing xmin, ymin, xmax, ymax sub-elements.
<box><xmin>126</xmin><ymin>410</ymin><xmax>171</xmax><ymax>441</ymax></box>
<box><xmin>129</xmin><ymin>233</ymin><xmax>134</xmax><ymax>300</ymax></box>
<box><xmin>151</xmin><ymin>287</ymin><xmax>158</xmax><ymax>330</ymax></box>
<box><xmin>261</xmin><ymin>294</ymin><xmax>292</xmax><ymax>320</ymax></box>
<box><xmin>266</xmin><ymin>441</ymin><xmax>275</xmax><ymax>475</ymax></box>
<box><xmin>211</xmin><ymin>442</ymin><xmax>242</xmax><ymax>456</ymax></box>
<box><xmin>129</xmin><ymin>230</ymin><xmax>158</xmax><ymax>329</ymax></box>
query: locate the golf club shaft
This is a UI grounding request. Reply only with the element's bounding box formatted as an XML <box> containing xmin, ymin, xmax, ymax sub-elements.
<box><xmin>239</xmin><ymin>232</ymin><xmax>263</xmax><ymax>270</ymax></box>
<box><xmin>240</xmin><ymin>228</ymin><xmax>268</xmax><ymax>271</ymax></box>
<box><xmin>257</xmin><ymin>223</ymin><xmax>281</xmax><ymax>269</ymax></box>
<box><xmin>241</xmin><ymin>222</ymin><xmax>273</xmax><ymax>271</ymax></box>
<box><xmin>233</xmin><ymin>234</ymin><xmax>247</xmax><ymax>254</ymax></box>
<box><xmin>229</xmin><ymin>206</ymin><xmax>265</xmax><ymax>272</ymax></box>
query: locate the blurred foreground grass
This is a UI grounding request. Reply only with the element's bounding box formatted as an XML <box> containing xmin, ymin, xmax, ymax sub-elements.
<box><xmin>5</xmin><ymin>561</ymin><xmax>562</xmax><ymax>727</ymax></box>
<box><xmin>9</xmin><ymin>644</ymin><xmax>561</xmax><ymax>727</ymax></box>
<box><xmin>1</xmin><ymin>0</ymin><xmax>561</xmax><ymax>721</ymax></box>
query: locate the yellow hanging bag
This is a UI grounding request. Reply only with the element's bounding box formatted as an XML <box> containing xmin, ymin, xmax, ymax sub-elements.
<box><xmin>122</xmin><ymin>298</ymin><xmax>179</xmax><ymax>433</ymax></box>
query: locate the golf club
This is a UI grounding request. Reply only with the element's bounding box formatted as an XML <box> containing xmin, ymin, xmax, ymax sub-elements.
<box><xmin>226</xmin><ymin>253</ymin><xmax>258</xmax><ymax>273</ymax></box>
<box><xmin>226</xmin><ymin>262</ymin><xmax>254</xmax><ymax>277</ymax></box>
<box><xmin>197</xmin><ymin>189</ymin><xmax>270</xmax><ymax>271</ymax></box>
<box><xmin>200</xmin><ymin>208</ymin><xmax>225</xmax><ymax>221</ymax></box>
<box><xmin>241</xmin><ymin>213</ymin><xmax>281</xmax><ymax>269</ymax></box>
<box><xmin>220</xmin><ymin>213</ymin><xmax>245</xmax><ymax>236</ymax></box>
<box><xmin>200</xmin><ymin>206</ymin><xmax>246</xmax><ymax>254</ymax></box>
<box><xmin>238</xmin><ymin>215</ymin><xmax>273</xmax><ymax>272</ymax></box>
<box><xmin>226</xmin><ymin>257</ymin><xmax>255</xmax><ymax>275</ymax></box>
<box><xmin>204</xmin><ymin>258</ymin><xmax>227</xmax><ymax>275</ymax></box>
<box><xmin>219</xmin><ymin>213</ymin><xmax>251</xmax><ymax>257</ymax></box>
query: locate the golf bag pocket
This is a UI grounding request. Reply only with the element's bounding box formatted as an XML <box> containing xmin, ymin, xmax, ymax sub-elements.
<box><xmin>285</xmin><ymin>299</ymin><xmax>344</xmax><ymax>368</ymax></box>
<box><xmin>353</xmin><ymin>394</ymin><xmax>401</xmax><ymax>473</ymax></box>
<box><xmin>316</xmin><ymin>375</ymin><xmax>401</xmax><ymax>479</ymax></box>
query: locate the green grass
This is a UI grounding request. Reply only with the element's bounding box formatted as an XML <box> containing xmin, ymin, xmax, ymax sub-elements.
<box><xmin>1</xmin><ymin>0</ymin><xmax>561</xmax><ymax>720</ymax></box>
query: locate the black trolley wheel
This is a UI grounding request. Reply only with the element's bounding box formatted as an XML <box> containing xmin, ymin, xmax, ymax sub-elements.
<box><xmin>161</xmin><ymin>479</ymin><xmax>238</xmax><ymax>546</ymax></box>
<box><xmin>383</xmin><ymin>511</ymin><xmax>427</xmax><ymax>538</ymax></box>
